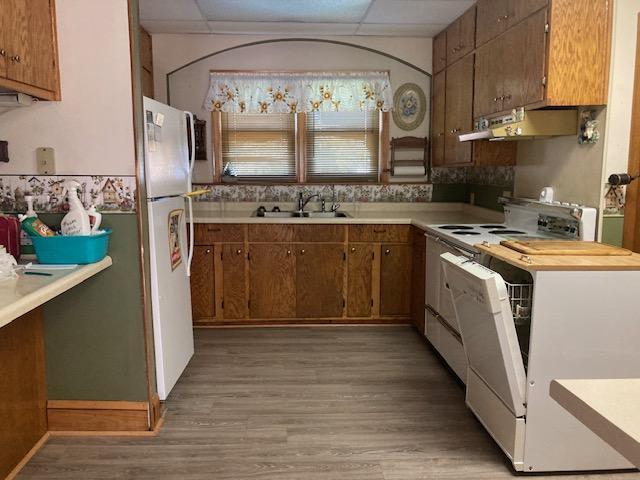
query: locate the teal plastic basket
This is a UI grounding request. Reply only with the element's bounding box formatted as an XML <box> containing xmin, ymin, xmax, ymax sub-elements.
<box><xmin>31</xmin><ymin>229</ymin><xmax>112</xmax><ymax>264</ymax></box>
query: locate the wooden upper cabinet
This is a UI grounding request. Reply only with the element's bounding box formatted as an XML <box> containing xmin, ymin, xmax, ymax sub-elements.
<box><xmin>433</xmin><ymin>31</ymin><xmax>447</xmax><ymax>74</ymax></box>
<box><xmin>444</xmin><ymin>55</ymin><xmax>474</xmax><ymax>165</ymax></box>
<box><xmin>140</xmin><ymin>27</ymin><xmax>154</xmax><ymax>99</ymax></box>
<box><xmin>447</xmin><ymin>5</ymin><xmax>476</xmax><ymax>65</ymax></box>
<box><xmin>501</xmin><ymin>9</ymin><xmax>547</xmax><ymax>111</ymax></box>
<box><xmin>347</xmin><ymin>244</ymin><xmax>374</xmax><ymax>318</ymax></box>
<box><xmin>380</xmin><ymin>245</ymin><xmax>412</xmax><ymax>316</ymax></box>
<box><xmin>190</xmin><ymin>246</ymin><xmax>215</xmax><ymax>323</ymax></box>
<box><xmin>474</xmin><ymin>41</ymin><xmax>505</xmax><ymax>118</ymax></box>
<box><xmin>476</xmin><ymin>0</ymin><xmax>510</xmax><ymax>46</ymax></box>
<box><xmin>509</xmin><ymin>0</ymin><xmax>548</xmax><ymax>28</ymax></box>
<box><xmin>249</xmin><ymin>244</ymin><xmax>296</xmax><ymax>319</ymax></box>
<box><xmin>0</xmin><ymin>0</ymin><xmax>60</xmax><ymax>100</ymax></box>
<box><xmin>296</xmin><ymin>244</ymin><xmax>344</xmax><ymax>318</ymax></box>
<box><xmin>431</xmin><ymin>71</ymin><xmax>446</xmax><ymax>167</ymax></box>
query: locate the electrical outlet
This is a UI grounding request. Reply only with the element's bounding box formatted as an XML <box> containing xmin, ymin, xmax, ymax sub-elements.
<box><xmin>36</xmin><ymin>147</ymin><xmax>55</xmax><ymax>174</ymax></box>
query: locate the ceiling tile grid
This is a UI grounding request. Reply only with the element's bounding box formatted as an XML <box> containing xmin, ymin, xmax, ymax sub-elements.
<box><xmin>140</xmin><ymin>0</ymin><xmax>475</xmax><ymax>36</ymax></box>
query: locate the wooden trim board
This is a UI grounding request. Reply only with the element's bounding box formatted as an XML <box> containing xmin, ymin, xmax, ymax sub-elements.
<box><xmin>47</xmin><ymin>400</ymin><xmax>151</xmax><ymax>432</ymax></box>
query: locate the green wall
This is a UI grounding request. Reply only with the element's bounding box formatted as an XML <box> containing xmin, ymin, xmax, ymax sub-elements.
<box><xmin>41</xmin><ymin>213</ymin><xmax>149</xmax><ymax>401</ymax></box>
<box><xmin>602</xmin><ymin>215</ymin><xmax>624</xmax><ymax>247</ymax></box>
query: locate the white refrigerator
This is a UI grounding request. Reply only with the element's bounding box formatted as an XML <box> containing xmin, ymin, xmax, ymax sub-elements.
<box><xmin>143</xmin><ymin>96</ymin><xmax>196</xmax><ymax>400</ymax></box>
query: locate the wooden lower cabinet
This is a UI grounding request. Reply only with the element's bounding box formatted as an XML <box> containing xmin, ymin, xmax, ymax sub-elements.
<box><xmin>347</xmin><ymin>244</ymin><xmax>374</xmax><ymax>317</ymax></box>
<box><xmin>296</xmin><ymin>244</ymin><xmax>344</xmax><ymax>318</ymax></box>
<box><xmin>380</xmin><ymin>244</ymin><xmax>412</xmax><ymax>316</ymax></box>
<box><xmin>221</xmin><ymin>244</ymin><xmax>247</xmax><ymax>320</ymax></box>
<box><xmin>191</xmin><ymin>223</ymin><xmax>417</xmax><ymax>325</ymax></box>
<box><xmin>190</xmin><ymin>245</ymin><xmax>215</xmax><ymax>323</ymax></box>
<box><xmin>249</xmin><ymin>244</ymin><xmax>296</xmax><ymax>319</ymax></box>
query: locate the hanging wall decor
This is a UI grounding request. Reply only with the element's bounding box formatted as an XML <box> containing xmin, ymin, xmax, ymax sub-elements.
<box><xmin>392</xmin><ymin>82</ymin><xmax>426</xmax><ymax>131</ymax></box>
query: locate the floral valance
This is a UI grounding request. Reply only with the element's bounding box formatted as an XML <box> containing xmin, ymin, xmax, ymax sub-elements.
<box><xmin>203</xmin><ymin>71</ymin><xmax>393</xmax><ymax>114</ymax></box>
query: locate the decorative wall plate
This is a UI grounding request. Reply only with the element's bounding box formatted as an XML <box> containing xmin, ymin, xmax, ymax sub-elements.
<box><xmin>392</xmin><ymin>83</ymin><xmax>426</xmax><ymax>131</ymax></box>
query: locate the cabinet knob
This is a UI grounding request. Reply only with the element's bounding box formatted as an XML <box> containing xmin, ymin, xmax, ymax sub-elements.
<box><xmin>286</xmin><ymin>250</ymin><xmax>292</xmax><ymax>255</ymax></box>
<box><xmin>10</xmin><ymin>55</ymin><xmax>20</xmax><ymax>63</ymax></box>
<box><xmin>350</xmin><ymin>247</ymin><xmax>356</xmax><ymax>253</ymax></box>
<box><xmin>497</xmin><ymin>14</ymin><xmax>509</xmax><ymax>22</ymax></box>
<box><xmin>384</xmin><ymin>249</ymin><xmax>391</xmax><ymax>255</ymax></box>
<box><xmin>0</xmin><ymin>49</ymin><xmax>5</xmax><ymax>57</ymax></box>
<box><xmin>236</xmin><ymin>249</ymin><xmax>242</xmax><ymax>255</ymax></box>
<box><xmin>300</xmin><ymin>249</ymin><xmax>306</xmax><ymax>255</ymax></box>
<box><xmin>493</xmin><ymin>97</ymin><xmax>499</xmax><ymax>102</ymax></box>
<box><xmin>205</xmin><ymin>249</ymin><xmax>211</xmax><ymax>254</ymax></box>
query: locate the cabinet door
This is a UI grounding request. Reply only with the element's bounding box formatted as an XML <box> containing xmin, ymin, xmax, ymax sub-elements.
<box><xmin>476</xmin><ymin>0</ymin><xmax>509</xmax><ymax>46</ymax></box>
<box><xmin>433</xmin><ymin>31</ymin><xmax>447</xmax><ymax>74</ymax></box>
<box><xmin>249</xmin><ymin>244</ymin><xmax>296</xmax><ymax>319</ymax></box>
<box><xmin>411</xmin><ymin>229</ymin><xmax>426</xmax><ymax>334</ymax></box>
<box><xmin>190</xmin><ymin>246</ymin><xmax>215</xmax><ymax>323</ymax></box>
<box><xmin>474</xmin><ymin>41</ymin><xmax>504</xmax><ymax>118</ymax></box>
<box><xmin>509</xmin><ymin>0</ymin><xmax>547</xmax><ymax>27</ymax></box>
<box><xmin>221</xmin><ymin>244</ymin><xmax>247</xmax><ymax>320</ymax></box>
<box><xmin>296</xmin><ymin>244</ymin><xmax>344</xmax><ymax>318</ymax></box>
<box><xmin>501</xmin><ymin>9</ymin><xmax>547</xmax><ymax>111</ymax></box>
<box><xmin>431</xmin><ymin>71</ymin><xmax>446</xmax><ymax>167</ymax></box>
<box><xmin>347</xmin><ymin>244</ymin><xmax>374</xmax><ymax>318</ymax></box>
<box><xmin>448</xmin><ymin>6</ymin><xmax>476</xmax><ymax>64</ymax></box>
<box><xmin>444</xmin><ymin>55</ymin><xmax>474</xmax><ymax>165</ymax></box>
<box><xmin>380</xmin><ymin>245</ymin><xmax>412</xmax><ymax>316</ymax></box>
<box><xmin>4</xmin><ymin>0</ymin><xmax>58</xmax><ymax>92</ymax></box>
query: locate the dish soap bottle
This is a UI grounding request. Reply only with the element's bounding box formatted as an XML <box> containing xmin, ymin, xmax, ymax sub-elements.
<box><xmin>19</xmin><ymin>195</ymin><xmax>37</xmax><ymax>253</ymax></box>
<box><xmin>61</xmin><ymin>180</ymin><xmax>91</xmax><ymax>236</ymax></box>
<box><xmin>87</xmin><ymin>205</ymin><xmax>102</xmax><ymax>234</ymax></box>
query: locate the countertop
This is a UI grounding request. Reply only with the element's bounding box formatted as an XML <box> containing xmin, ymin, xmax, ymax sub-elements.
<box><xmin>476</xmin><ymin>243</ymin><xmax>640</xmax><ymax>271</ymax></box>
<box><xmin>0</xmin><ymin>256</ymin><xmax>112</xmax><ymax>329</ymax></box>
<box><xmin>550</xmin><ymin>379</ymin><xmax>640</xmax><ymax>468</ymax></box>
<box><xmin>191</xmin><ymin>202</ymin><xmax>504</xmax><ymax>230</ymax></box>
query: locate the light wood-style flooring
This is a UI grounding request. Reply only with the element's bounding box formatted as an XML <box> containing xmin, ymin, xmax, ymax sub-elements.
<box><xmin>18</xmin><ymin>327</ymin><xmax>640</xmax><ymax>479</ymax></box>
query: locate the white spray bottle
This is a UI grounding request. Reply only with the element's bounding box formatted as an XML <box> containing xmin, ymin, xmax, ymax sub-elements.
<box><xmin>87</xmin><ymin>205</ymin><xmax>102</xmax><ymax>234</ymax></box>
<box><xmin>61</xmin><ymin>180</ymin><xmax>91</xmax><ymax>236</ymax></box>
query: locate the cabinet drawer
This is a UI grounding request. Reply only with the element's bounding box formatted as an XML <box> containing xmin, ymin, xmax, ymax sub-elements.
<box><xmin>349</xmin><ymin>225</ymin><xmax>411</xmax><ymax>243</ymax></box>
<box><xmin>248</xmin><ymin>224</ymin><xmax>294</xmax><ymax>242</ymax></box>
<box><xmin>295</xmin><ymin>225</ymin><xmax>345</xmax><ymax>243</ymax></box>
<box><xmin>194</xmin><ymin>224</ymin><xmax>245</xmax><ymax>244</ymax></box>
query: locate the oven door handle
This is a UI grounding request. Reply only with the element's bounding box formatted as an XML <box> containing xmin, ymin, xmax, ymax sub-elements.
<box><xmin>424</xmin><ymin>232</ymin><xmax>478</xmax><ymax>259</ymax></box>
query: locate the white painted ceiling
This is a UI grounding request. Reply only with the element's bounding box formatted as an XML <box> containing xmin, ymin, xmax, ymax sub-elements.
<box><xmin>139</xmin><ymin>0</ymin><xmax>474</xmax><ymax>37</ymax></box>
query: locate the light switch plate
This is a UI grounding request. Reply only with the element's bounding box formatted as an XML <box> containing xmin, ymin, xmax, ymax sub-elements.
<box><xmin>36</xmin><ymin>147</ymin><xmax>55</xmax><ymax>174</ymax></box>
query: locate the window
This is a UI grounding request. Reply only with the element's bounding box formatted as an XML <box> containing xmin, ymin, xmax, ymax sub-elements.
<box><xmin>214</xmin><ymin>111</ymin><xmax>388</xmax><ymax>184</ymax></box>
<box><xmin>220</xmin><ymin>112</ymin><xmax>296</xmax><ymax>182</ymax></box>
<box><xmin>305</xmin><ymin>110</ymin><xmax>380</xmax><ymax>183</ymax></box>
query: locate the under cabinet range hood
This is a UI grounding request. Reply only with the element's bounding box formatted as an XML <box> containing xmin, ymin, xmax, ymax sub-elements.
<box><xmin>458</xmin><ymin>108</ymin><xmax>578</xmax><ymax>142</ymax></box>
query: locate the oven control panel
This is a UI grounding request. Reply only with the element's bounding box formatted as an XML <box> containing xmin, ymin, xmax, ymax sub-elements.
<box><xmin>537</xmin><ymin>215</ymin><xmax>579</xmax><ymax>238</ymax></box>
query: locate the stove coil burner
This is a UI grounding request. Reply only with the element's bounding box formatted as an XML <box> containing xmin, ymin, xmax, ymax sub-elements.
<box><xmin>491</xmin><ymin>229</ymin><xmax>527</xmax><ymax>235</ymax></box>
<box><xmin>452</xmin><ymin>231</ymin><xmax>481</xmax><ymax>236</ymax></box>
<box><xmin>480</xmin><ymin>225</ymin><xmax>506</xmax><ymax>229</ymax></box>
<box><xmin>439</xmin><ymin>225</ymin><xmax>474</xmax><ymax>230</ymax></box>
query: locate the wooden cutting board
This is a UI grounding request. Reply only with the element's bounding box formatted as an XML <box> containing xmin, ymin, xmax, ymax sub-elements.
<box><xmin>500</xmin><ymin>240</ymin><xmax>633</xmax><ymax>256</ymax></box>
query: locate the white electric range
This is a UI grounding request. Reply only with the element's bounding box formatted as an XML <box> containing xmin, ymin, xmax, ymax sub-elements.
<box><xmin>422</xmin><ymin>197</ymin><xmax>597</xmax><ymax>382</ymax></box>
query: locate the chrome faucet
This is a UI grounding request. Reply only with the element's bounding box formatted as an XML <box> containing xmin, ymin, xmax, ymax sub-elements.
<box><xmin>297</xmin><ymin>193</ymin><xmax>320</xmax><ymax>213</ymax></box>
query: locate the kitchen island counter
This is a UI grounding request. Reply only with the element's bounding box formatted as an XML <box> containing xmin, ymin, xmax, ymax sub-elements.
<box><xmin>0</xmin><ymin>256</ymin><xmax>112</xmax><ymax>329</ymax></box>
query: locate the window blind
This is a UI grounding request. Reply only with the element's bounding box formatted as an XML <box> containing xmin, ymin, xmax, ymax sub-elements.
<box><xmin>221</xmin><ymin>113</ymin><xmax>296</xmax><ymax>182</ymax></box>
<box><xmin>305</xmin><ymin>110</ymin><xmax>380</xmax><ymax>182</ymax></box>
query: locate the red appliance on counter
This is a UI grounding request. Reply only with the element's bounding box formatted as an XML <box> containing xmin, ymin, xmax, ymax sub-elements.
<box><xmin>0</xmin><ymin>215</ymin><xmax>20</xmax><ymax>259</ymax></box>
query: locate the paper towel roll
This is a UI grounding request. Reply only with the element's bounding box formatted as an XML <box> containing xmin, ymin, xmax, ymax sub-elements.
<box><xmin>393</xmin><ymin>165</ymin><xmax>426</xmax><ymax>176</ymax></box>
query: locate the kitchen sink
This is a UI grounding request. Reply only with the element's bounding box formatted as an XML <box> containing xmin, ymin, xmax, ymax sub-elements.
<box><xmin>253</xmin><ymin>210</ymin><xmax>350</xmax><ymax>218</ymax></box>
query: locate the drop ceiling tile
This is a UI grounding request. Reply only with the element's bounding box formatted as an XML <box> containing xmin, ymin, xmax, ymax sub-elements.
<box><xmin>356</xmin><ymin>23</ymin><xmax>447</xmax><ymax>37</ymax></box>
<box><xmin>364</xmin><ymin>0</ymin><xmax>474</xmax><ymax>24</ymax></box>
<box><xmin>196</xmin><ymin>0</ymin><xmax>372</xmax><ymax>23</ymax></box>
<box><xmin>207</xmin><ymin>21</ymin><xmax>360</xmax><ymax>35</ymax></box>
<box><xmin>139</xmin><ymin>0</ymin><xmax>205</xmax><ymax>21</ymax></box>
<box><xmin>140</xmin><ymin>20</ymin><xmax>211</xmax><ymax>34</ymax></box>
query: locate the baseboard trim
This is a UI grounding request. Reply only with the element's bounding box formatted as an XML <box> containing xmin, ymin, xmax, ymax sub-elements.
<box><xmin>4</xmin><ymin>432</ymin><xmax>50</xmax><ymax>480</ymax></box>
<box><xmin>47</xmin><ymin>400</ymin><xmax>150</xmax><ymax>432</ymax></box>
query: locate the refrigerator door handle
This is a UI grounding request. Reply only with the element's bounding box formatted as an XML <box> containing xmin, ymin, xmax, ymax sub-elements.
<box><xmin>184</xmin><ymin>110</ymin><xmax>195</xmax><ymax>192</ymax></box>
<box><xmin>186</xmin><ymin>195</ymin><xmax>194</xmax><ymax>277</ymax></box>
